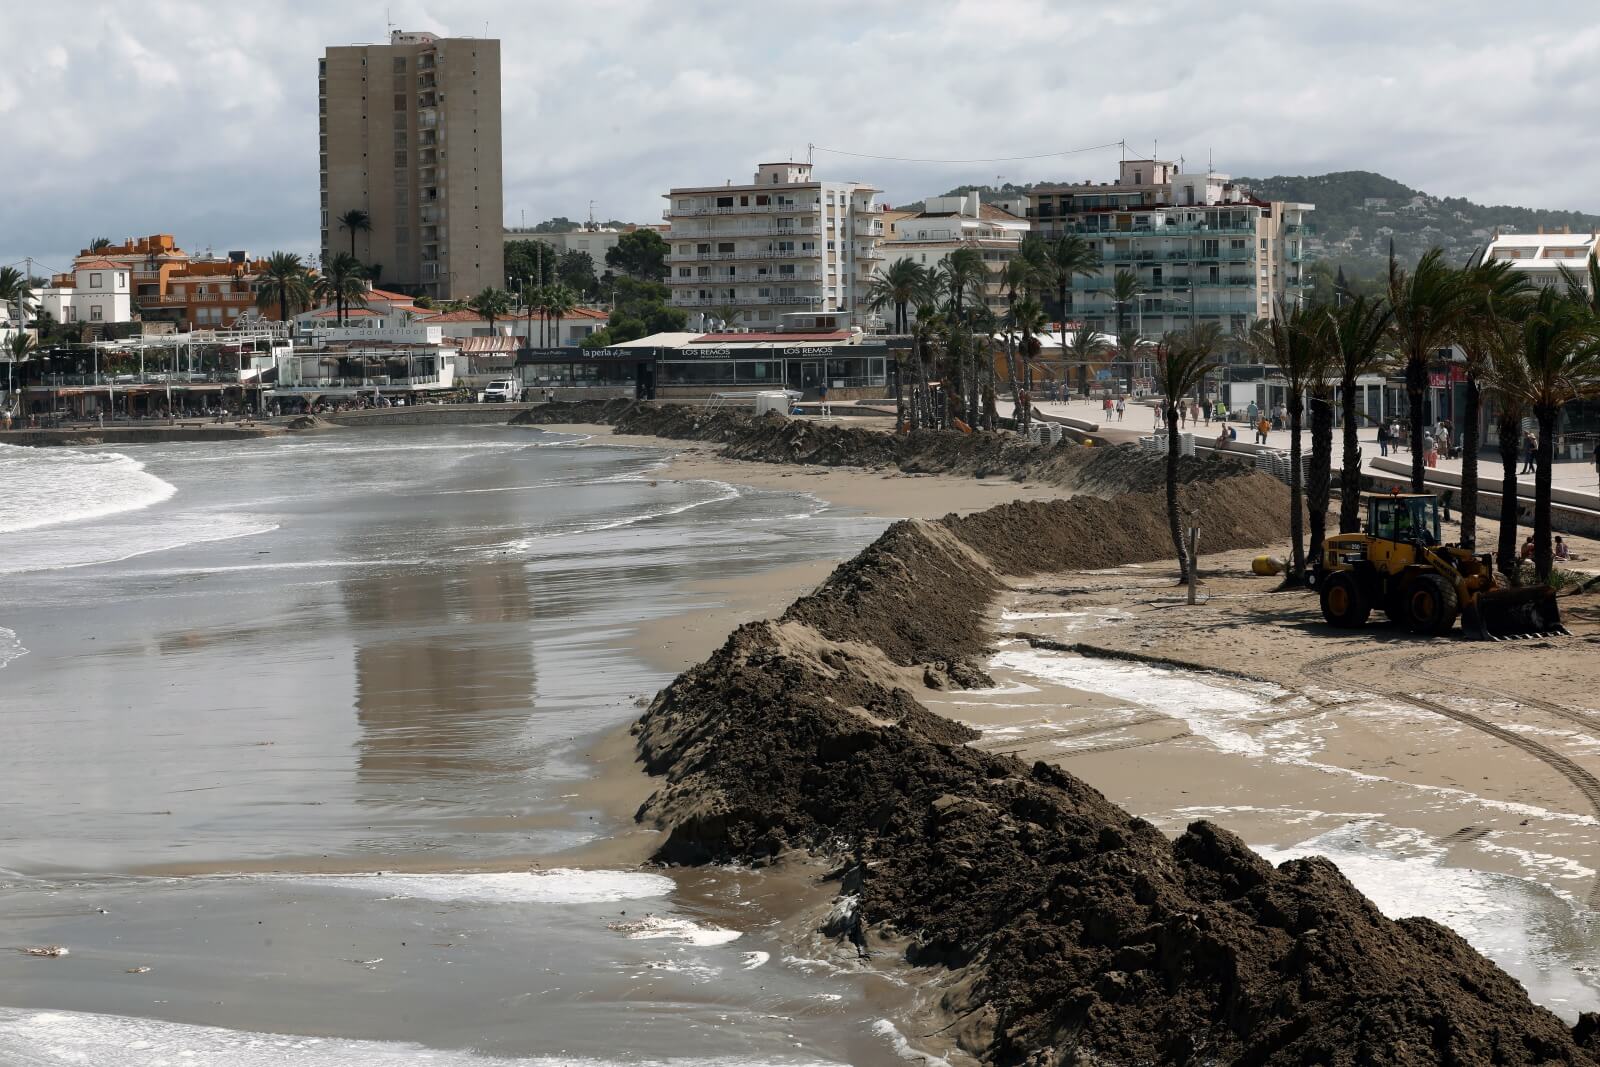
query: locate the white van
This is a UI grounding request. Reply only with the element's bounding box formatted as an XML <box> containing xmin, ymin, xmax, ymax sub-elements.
<box><xmin>482</xmin><ymin>379</ymin><xmax>522</xmax><ymax>403</ymax></box>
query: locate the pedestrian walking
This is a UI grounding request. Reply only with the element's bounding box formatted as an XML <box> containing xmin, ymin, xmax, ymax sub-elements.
<box><xmin>1247</xmin><ymin>400</ymin><xmax>1259</xmax><ymax>426</ymax></box>
<box><xmin>1115</xmin><ymin>396</ymin><xmax>1125</xmax><ymax>421</ymax></box>
<box><xmin>818</xmin><ymin>382</ymin><xmax>831</xmax><ymax>418</ymax></box>
<box><xmin>1521</xmin><ymin>431</ymin><xmax>1536</xmax><ymax>475</ymax></box>
<box><xmin>1377</xmin><ymin>422</ymin><xmax>1390</xmax><ymax>457</ymax></box>
<box><xmin>1201</xmin><ymin>401</ymin><xmax>1210</xmax><ymax>427</ymax></box>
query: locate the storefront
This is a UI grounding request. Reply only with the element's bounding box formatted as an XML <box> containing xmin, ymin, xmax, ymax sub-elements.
<box><xmin>516</xmin><ymin>346</ymin><xmax>657</xmax><ymax>398</ymax></box>
<box><xmin>655</xmin><ymin>342</ymin><xmax>890</xmax><ymax>397</ymax></box>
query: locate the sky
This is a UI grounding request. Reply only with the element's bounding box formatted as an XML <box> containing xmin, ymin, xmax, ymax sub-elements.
<box><xmin>3</xmin><ymin>0</ymin><xmax>1599</xmax><ymax>274</ymax></box>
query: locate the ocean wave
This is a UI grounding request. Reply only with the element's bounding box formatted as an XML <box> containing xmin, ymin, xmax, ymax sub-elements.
<box><xmin>0</xmin><ymin>1008</ymin><xmax>846</xmax><ymax>1066</ymax></box>
<box><xmin>0</xmin><ymin>512</ymin><xmax>279</xmax><ymax>576</ymax></box>
<box><xmin>280</xmin><ymin>868</ymin><xmax>676</xmax><ymax>905</ymax></box>
<box><xmin>0</xmin><ymin>627</ymin><xmax>27</xmax><ymax>670</ymax></box>
<box><xmin>0</xmin><ymin>443</ymin><xmax>175</xmax><ymax>535</ymax></box>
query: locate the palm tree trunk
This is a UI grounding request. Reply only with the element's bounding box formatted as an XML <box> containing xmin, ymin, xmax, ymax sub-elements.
<box><xmin>1459</xmin><ymin>374</ymin><xmax>1482</xmax><ymax>549</ymax></box>
<box><xmin>1534</xmin><ymin>404</ymin><xmax>1557</xmax><ymax>582</ymax></box>
<box><xmin>279</xmin><ymin>292</ymin><xmax>288</xmax><ymax>325</ymax></box>
<box><xmin>1339</xmin><ymin>371</ymin><xmax>1362</xmax><ymax>533</ymax></box>
<box><xmin>1406</xmin><ymin>352</ymin><xmax>1427</xmax><ymax>492</ymax></box>
<box><xmin>1288</xmin><ymin>396</ymin><xmax>1305</xmax><ymax>580</ymax></box>
<box><xmin>1496</xmin><ymin>411</ymin><xmax>1521</xmax><ymax>580</ymax></box>
<box><xmin>1308</xmin><ymin>388</ymin><xmax>1333</xmax><ymax>564</ymax></box>
<box><xmin>1166</xmin><ymin>402</ymin><xmax>1188</xmax><ymax>582</ymax></box>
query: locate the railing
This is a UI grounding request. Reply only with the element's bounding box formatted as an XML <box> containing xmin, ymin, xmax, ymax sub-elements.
<box><xmin>667</xmin><ymin>202</ymin><xmax>821</xmax><ymax>218</ymax></box>
<box><xmin>668</xmin><ymin>249</ymin><xmax>814</xmax><ymax>262</ymax></box>
<box><xmin>1284</xmin><ymin>223</ymin><xmax>1317</xmax><ymax>234</ymax></box>
<box><xmin>669</xmin><ymin>223</ymin><xmax>820</xmax><ymax>239</ymax></box>
<box><xmin>856</xmin><ymin>246</ymin><xmax>885</xmax><ymax>259</ymax></box>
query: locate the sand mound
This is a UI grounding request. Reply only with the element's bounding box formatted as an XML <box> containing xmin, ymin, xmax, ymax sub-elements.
<box><xmin>633</xmin><ymin>460</ymin><xmax>1598</xmax><ymax>1063</ymax></box>
<box><xmin>516</xmin><ymin>400</ymin><xmax>1253</xmax><ymax>500</ymax></box>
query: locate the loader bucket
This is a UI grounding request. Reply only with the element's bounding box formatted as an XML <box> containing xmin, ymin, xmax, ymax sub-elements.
<box><xmin>1464</xmin><ymin>585</ymin><xmax>1568</xmax><ymax>640</ymax></box>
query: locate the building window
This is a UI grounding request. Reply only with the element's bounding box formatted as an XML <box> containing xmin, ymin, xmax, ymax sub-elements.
<box><xmin>91</xmin><ymin>305</ymin><xmax>104</xmax><ymax>321</ymax></box>
<box><xmin>67</xmin><ymin>306</ymin><xmax>77</xmax><ymax>322</ymax></box>
<box><xmin>89</xmin><ymin>273</ymin><xmax>103</xmax><ymax>288</ymax></box>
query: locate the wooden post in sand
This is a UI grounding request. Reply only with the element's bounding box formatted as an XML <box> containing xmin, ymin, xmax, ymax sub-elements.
<box><xmin>1187</xmin><ymin>526</ymin><xmax>1201</xmax><ymax>605</ymax></box>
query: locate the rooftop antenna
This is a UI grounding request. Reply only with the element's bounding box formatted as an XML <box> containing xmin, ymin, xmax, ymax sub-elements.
<box><xmin>1153</xmin><ymin>139</ymin><xmax>1158</xmax><ymax>160</ymax></box>
<box><xmin>385</xmin><ymin>8</ymin><xmax>393</xmax><ymax>35</ymax></box>
<box><xmin>588</xmin><ymin>200</ymin><xmax>596</xmax><ymax>227</ymax></box>
<box><xmin>807</xmin><ymin>142</ymin><xmax>813</xmax><ymax>167</ymax></box>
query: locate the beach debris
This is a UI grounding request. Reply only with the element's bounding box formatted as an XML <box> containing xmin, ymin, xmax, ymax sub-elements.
<box><xmin>342</xmin><ymin>957</ymin><xmax>384</xmax><ymax>969</ymax></box>
<box><xmin>126</xmin><ymin>966</ymin><xmax>151</xmax><ymax>974</ymax></box>
<box><xmin>21</xmin><ymin>945</ymin><xmax>69</xmax><ymax>957</ymax></box>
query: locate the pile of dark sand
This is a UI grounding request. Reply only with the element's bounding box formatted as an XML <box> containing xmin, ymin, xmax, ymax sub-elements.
<box><xmin>633</xmin><ymin>463</ymin><xmax>1599</xmax><ymax>1064</ymax></box>
<box><xmin>514</xmin><ymin>401</ymin><xmax>1245</xmax><ymax>499</ymax></box>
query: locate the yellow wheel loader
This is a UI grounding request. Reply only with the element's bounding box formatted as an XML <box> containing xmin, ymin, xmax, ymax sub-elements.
<box><xmin>1315</xmin><ymin>492</ymin><xmax>1565</xmax><ymax>640</ymax></box>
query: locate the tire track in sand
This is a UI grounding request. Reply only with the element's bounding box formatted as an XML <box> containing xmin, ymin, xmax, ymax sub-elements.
<box><xmin>1300</xmin><ymin>645</ymin><xmax>1600</xmax><ymax>904</ymax></box>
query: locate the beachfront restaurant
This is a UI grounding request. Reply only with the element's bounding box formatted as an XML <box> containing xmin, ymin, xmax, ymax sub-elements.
<box><xmin>515</xmin><ymin>346</ymin><xmax>658</xmax><ymax>398</ymax></box>
<box><xmin>647</xmin><ymin>333</ymin><xmax>891</xmax><ymax>399</ymax></box>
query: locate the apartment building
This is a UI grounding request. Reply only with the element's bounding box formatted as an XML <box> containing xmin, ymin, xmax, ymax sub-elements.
<box><xmin>1475</xmin><ymin>230</ymin><xmax>1598</xmax><ymax>288</ymax></box>
<box><xmin>1029</xmin><ymin>160</ymin><xmax>1314</xmax><ymax>353</ymax></box>
<box><xmin>42</xmin><ymin>235</ymin><xmax>274</xmax><ymax>330</ymax></box>
<box><xmin>881</xmin><ymin>191</ymin><xmax>1030</xmax><ymax>318</ymax></box>
<box><xmin>39</xmin><ymin>261</ymin><xmax>131</xmax><ymax>326</ymax></box>
<box><xmin>321</xmin><ymin>30</ymin><xmax>503</xmax><ymax>300</ymax></box>
<box><xmin>663</xmin><ymin>163</ymin><xmax>885</xmax><ymax>330</ymax></box>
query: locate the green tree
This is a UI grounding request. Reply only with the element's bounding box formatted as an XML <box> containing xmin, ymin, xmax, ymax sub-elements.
<box><xmin>546</xmin><ymin>284</ymin><xmax>577</xmax><ymax>347</ymax></box>
<box><xmin>1451</xmin><ymin>260</ymin><xmax>1532</xmax><ymax>549</ymax></box>
<box><xmin>866</xmin><ymin>257</ymin><xmax>934</xmax><ymax>334</ymax></box>
<box><xmin>468</xmin><ymin>287</ymin><xmax>514</xmax><ymax>334</ymax></box>
<box><xmin>314</xmin><ymin>252</ymin><xmax>369</xmax><ymax>327</ymax></box>
<box><xmin>89</xmin><ymin>237</ymin><xmax>112</xmax><ymax>252</ymax></box>
<box><xmin>605</xmin><ymin>229</ymin><xmax>670</xmax><ymax>281</ymax></box>
<box><xmin>505</xmin><ymin>239</ymin><xmax>555</xmax><ymax>290</ymax></box>
<box><xmin>1251</xmin><ymin>301</ymin><xmax>1324</xmax><ymax>581</ymax></box>
<box><xmin>938</xmin><ymin>246</ymin><xmax>988</xmax><ymax>322</ymax></box>
<box><xmin>1111</xmin><ymin>269</ymin><xmax>1141</xmax><ymax>336</ymax></box>
<box><xmin>337</xmin><ymin>209</ymin><xmax>371</xmax><ymax>259</ymax></box>
<box><xmin>1388</xmin><ymin>249</ymin><xmax>1468</xmax><ymax>490</ymax></box>
<box><xmin>1042</xmin><ymin>234</ymin><xmax>1102</xmax><ymax>394</ymax></box>
<box><xmin>709</xmin><ymin>304</ymin><xmax>742</xmax><ymax>330</ymax></box>
<box><xmin>1011</xmin><ymin>296</ymin><xmax>1049</xmax><ymax>430</ymax></box>
<box><xmin>1319</xmin><ymin>295</ymin><xmax>1394</xmax><ymax>533</ymax></box>
<box><xmin>1155</xmin><ymin>324</ymin><xmax>1224</xmax><ymax>582</ymax></box>
<box><xmin>1065</xmin><ymin>321</ymin><xmax>1110</xmax><ymax>398</ymax></box>
<box><xmin>557</xmin><ymin>249</ymin><xmax>598</xmax><ymax>296</ymax></box>
<box><xmin>0</xmin><ymin>267</ymin><xmax>30</xmax><ymax>324</ymax></box>
<box><xmin>1484</xmin><ymin>287</ymin><xmax>1600</xmax><ymax>581</ymax></box>
<box><xmin>255</xmin><ymin>252</ymin><xmax>312</xmax><ymax>323</ymax></box>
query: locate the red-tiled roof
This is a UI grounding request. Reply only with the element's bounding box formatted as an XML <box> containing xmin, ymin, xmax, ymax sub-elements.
<box><xmin>690</xmin><ymin>330</ymin><xmax>852</xmax><ymax>343</ymax></box>
<box><xmin>365</xmin><ymin>287</ymin><xmax>418</xmax><ymax>302</ymax></box>
<box><xmin>420</xmin><ymin>306</ymin><xmax>608</xmax><ymax>323</ymax></box>
<box><xmin>309</xmin><ymin>307</ymin><xmax>381</xmax><ymax>318</ymax></box>
<box><xmin>77</xmin><ymin>259</ymin><xmax>123</xmax><ymax>269</ymax></box>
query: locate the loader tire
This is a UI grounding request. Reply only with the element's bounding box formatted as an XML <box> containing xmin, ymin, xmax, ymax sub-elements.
<box><xmin>1403</xmin><ymin>573</ymin><xmax>1459</xmax><ymax>636</ymax></box>
<box><xmin>1320</xmin><ymin>572</ymin><xmax>1371</xmax><ymax>628</ymax></box>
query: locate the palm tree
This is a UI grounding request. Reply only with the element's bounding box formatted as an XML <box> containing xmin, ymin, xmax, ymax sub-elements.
<box><xmin>338</xmin><ymin>209</ymin><xmax>371</xmax><ymax>259</ymax></box>
<box><xmin>1251</xmin><ymin>300</ymin><xmax>1323</xmax><ymax>581</ymax></box>
<box><xmin>1043</xmin><ymin>234</ymin><xmax>1102</xmax><ymax>394</ymax></box>
<box><xmin>546</xmin><ymin>284</ymin><xmax>577</xmax><ymax>348</ymax></box>
<box><xmin>939</xmin><ymin>246</ymin><xmax>988</xmax><ymax>322</ymax></box>
<box><xmin>1066</xmin><ymin>321</ymin><xmax>1110</xmax><ymax>401</ymax></box>
<box><xmin>6</xmin><ymin>331</ymin><xmax>36</xmax><ymax>397</ymax></box>
<box><xmin>1156</xmin><ymin>324</ymin><xmax>1224</xmax><ymax>582</ymax></box>
<box><xmin>710</xmin><ymin>303</ymin><xmax>742</xmax><ymax>331</ymax></box>
<box><xmin>1452</xmin><ymin>260</ymin><xmax>1532</xmax><ymax>549</ymax></box>
<box><xmin>999</xmin><ymin>255</ymin><xmax>1045</xmax><ymax>425</ymax></box>
<box><xmin>468</xmin><ymin>287</ymin><xmax>514</xmax><ymax>335</ymax></box>
<box><xmin>1388</xmin><ymin>249</ymin><xmax>1468</xmax><ymax>491</ymax></box>
<box><xmin>255</xmin><ymin>252</ymin><xmax>312</xmax><ymax>324</ymax></box>
<box><xmin>1558</xmin><ymin>253</ymin><xmax>1600</xmax><ymax>314</ymax></box>
<box><xmin>313</xmin><ymin>252</ymin><xmax>369</xmax><ymax>327</ymax></box>
<box><xmin>866</xmin><ymin>257</ymin><xmax>933</xmax><ymax>335</ymax></box>
<box><xmin>1114</xmin><ymin>326</ymin><xmax>1144</xmax><ymax>398</ymax></box>
<box><xmin>1012</xmin><ymin>296</ymin><xmax>1049</xmax><ymax>428</ymax></box>
<box><xmin>1111</xmin><ymin>269</ymin><xmax>1142</xmax><ymax>336</ymax></box>
<box><xmin>1483</xmin><ymin>287</ymin><xmax>1600</xmax><ymax>582</ymax></box>
<box><xmin>1320</xmin><ymin>296</ymin><xmax>1393</xmax><ymax>533</ymax></box>
<box><xmin>0</xmin><ymin>266</ymin><xmax>29</xmax><ymax>326</ymax></box>
<box><xmin>89</xmin><ymin>237</ymin><xmax>112</xmax><ymax>252</ymax></box>
<box><xmin>1304</xmin><ymin>310</ymin><xmax>1338</xmax><ymax>563</ymax></box>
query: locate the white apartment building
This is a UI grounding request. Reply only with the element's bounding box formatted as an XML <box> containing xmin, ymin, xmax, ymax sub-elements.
<box><xmin>882</xmin><ymin>191</ymin><xmax>1030</xmax><ymax>318</ymax></box>
<box><xmin>1476</xmin><ymin>230</ymin><xmax>1598</xmax><ymax>288</ymax></box>
<box><xmin>38</xmin><ymin>261</ymin><xmax>133</xmax><ymax>327</ymax></box>
<box><xmin>664</xmin><ymin>163</ymin><xmax>885</xmax><ymax>331</ymax></box>
<box><xmin>1030</xmin><ymin>160</ymin><xmax>1314</xmax><ymax>354</ymax></box>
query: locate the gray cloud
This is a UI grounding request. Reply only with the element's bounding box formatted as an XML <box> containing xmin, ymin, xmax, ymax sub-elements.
<box><xmin>4</xmin><ymin>0</ymin><xmax>1598</xmax><ymax>272</ymax></box>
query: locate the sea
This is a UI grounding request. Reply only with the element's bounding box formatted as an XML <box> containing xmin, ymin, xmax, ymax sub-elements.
<box><xmin>0</xmin><ymin>428</ymin><xmax>937</xmax><ymax>1066</ymax></box>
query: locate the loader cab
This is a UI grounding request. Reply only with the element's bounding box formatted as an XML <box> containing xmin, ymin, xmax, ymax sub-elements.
<box><xmin>1367</xmin><ymin>494</ymin><xmax>1440</xmax><ymax>546</ymax></box>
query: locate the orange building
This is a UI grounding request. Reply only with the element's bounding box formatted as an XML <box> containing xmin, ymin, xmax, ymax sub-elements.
<box><xmin>69</xmin><ymin>234</ymin><xmax>285</xmax><ymax>330</ymax></box>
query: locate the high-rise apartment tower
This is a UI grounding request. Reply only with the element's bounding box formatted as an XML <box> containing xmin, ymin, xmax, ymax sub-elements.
<box><xmin>320</xmin><ymin>30</ymin><xmax>503</xmax><ymax>299</ymax></box>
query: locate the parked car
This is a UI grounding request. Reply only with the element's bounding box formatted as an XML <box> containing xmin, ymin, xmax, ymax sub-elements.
<box><xmin>481</xmin><ymin>379</ymin><xmax>522</xmax><ymax>403</ymax></box>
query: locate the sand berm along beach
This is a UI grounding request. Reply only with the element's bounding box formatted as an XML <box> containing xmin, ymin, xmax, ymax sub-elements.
<box><xmin>519</xmin><ymin>401</ymin><xmax>1600</xmax><ymax>1065</ymax></box>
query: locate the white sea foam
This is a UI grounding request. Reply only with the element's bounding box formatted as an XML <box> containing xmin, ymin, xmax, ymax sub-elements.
<box><xmin>1256</xmin><ymin>823</ymin><xmax>1600</xmax><ymax>1018</ymax></box>
<box><xmin>0</xmin><ymin>1007</ymin><xmax>845</xmax><ymax>1066</ymax></box>
<box><xmin>0</xmin><ymin>512</ymin><xmax>279</xmax><ymax>575</ymax></box>
<box><xmin>870</xmin><ymin>1020</ymin><xmax>954</xmax><ymax>1066</ymax></box>
<box><xmin>0</xmin><ymin>443</ymin><xmax>176</xmax><ymax>535</ymax></box>
<box><xmin>0</xmin><ymin>627</ymin><xmax>27</xmax><ymax>670</ymax></box>
<box><xmin>609</xmin><ymin>914</ymin><xmax>742</xmax><ymax>946</ymax></box>
<box><xmin>990</xmin><ymin>648</ymin><xmax>1279</xmax><ymax>755</ymax></box>
<box><xmin>287</xmin><ymin>869</ymin><xmax>676</xmax><ymax>905</ymax></box>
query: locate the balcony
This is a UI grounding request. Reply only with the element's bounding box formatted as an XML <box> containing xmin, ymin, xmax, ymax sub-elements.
<box><xmin>855</xmin><ymin>245</ymin><xmax>885</xmax><ymax>260</ymax></box>
<box><xmin>669</xmin><ymin>248</ymin><xmax>816</xmax><ymax>263</ymax></box>
<box><xmin>669</xmin><ymin>223</ymin><xmax>820</xmax><ymax>240</ymax></box>
<box><xmin>667</xmin><ymin>202</ymin><xmax>821</xmax><ymax>218</ymax></box>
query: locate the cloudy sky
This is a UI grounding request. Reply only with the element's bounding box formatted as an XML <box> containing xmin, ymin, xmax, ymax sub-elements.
<box><xmin>3</xmin><ymin>0</ymin><xmax>1598</xmax><ymax>273</ymax></box>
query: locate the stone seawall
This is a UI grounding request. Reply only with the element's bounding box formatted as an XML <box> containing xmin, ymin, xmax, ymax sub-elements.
<box><xmin>319</xmin><ymin>403</ymin><xmax>537</xmax><ymax>427</ymax></box>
